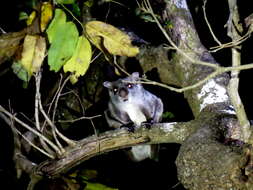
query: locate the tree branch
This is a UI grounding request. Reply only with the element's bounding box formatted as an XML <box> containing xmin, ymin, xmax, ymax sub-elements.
<box><xmin>202</xmin><ymin>0</ymin><xmax>222</xmax><ymax>46</ymax></box>
<box><xmin>34</xmin><ymin>122</ymin><xmax>192</xmax><ymax>178</ymax></box>
<box><xmin>0</xmin><ymin>105</ymin><xmax>61</xmax><ymax>156</ymax></box>
<box><xmin>226</xmin><ymin>0</ymin><xmax>251</xmax><ymax>142</ymax></box>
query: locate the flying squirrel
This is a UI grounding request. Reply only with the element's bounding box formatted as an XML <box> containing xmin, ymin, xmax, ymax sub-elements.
<box><xmin>103</xmin><ymin>72</ymin><xmax>163</xmax><ymax>161</ymax></box>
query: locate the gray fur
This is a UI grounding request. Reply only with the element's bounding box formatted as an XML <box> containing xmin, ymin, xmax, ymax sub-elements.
<box><xmin>104</xmin><ymin>72</ymin><xmax>163</xmax><ymax>161</ymax></box>
<box><xmin>104</xmin><ymin>72</ymin><xmax>163</xmax><ymax>128</ymax></box>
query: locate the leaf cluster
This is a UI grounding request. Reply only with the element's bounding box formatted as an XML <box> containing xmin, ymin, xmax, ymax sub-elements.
<box><xmin>0</xmin><ymin>1</ymin><xmax>140</xmax><ymax>85</ymax></box>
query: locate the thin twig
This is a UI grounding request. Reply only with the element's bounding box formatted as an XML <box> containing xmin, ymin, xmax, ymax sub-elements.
<box><xmin>49</xmin><ymin>75</ymin><xmax>72</xmax><ymax>148</ymax></box>
<box><xmin>91</xmin><ymin>51</ymin><xmax>102</xmax><ymax>64</ymax></box>
<box><xmin>202</xmin><ymin>0</ymin><xmax>222</xmax><ymax>46</ymax></box>
<box><xmin>140</xmin><ymin>0</ymin><xmax>219</xmax><ymax>69</ymax></box>
<box><xmin>89</xmin><ymin>118</ymin><xmax>100</xmax><ymax>154</ymax></box>
<box><xmin>38</xmin><ymin>100</ymin><xmax>65</xmax><ymax>151</ymax></box>
<box><xmin>0</xmin><ymin>105</ymin><xmax>61</xmax><ymax>155</ymax></box>
<box><xmin>39</xmin><ymin>99</ymin><xmax>76</xmax><ymax>147</ymax></box>
<box><xmin>113</xmin><ymin>55</ymin><xmax>131</xmax><ymax>76</ymax></box>
<box><xmin>124</xmin><ymin>63</ymin><xmax>253</xmax><ymax>93</ymax></box>
<box><xmin>35</xmin><ymin>71</ymin><xmax>56</xmax><ymax>155</ymax></box>
<box><xmin>210</xmin><ymin>31</ymin><xmax>251</xmax><ymax>52</ymax></box>
<box><xmin>52</xmin><ymin>75</ymin><xmax>71</xmax><ymax>123</ymax></box>
<box><xmin>135</xmin><ymin>0</ymin><xmax>253</xmax><ymax>95</ymax></box>
<box><xmin>63</xmin><ymin>89</ymin><xmax>85</xmax><ymax>115</ymax></box>
<box><xmin>19</xmin><ymin>112</ymin><xmax>35</xmax><ymax>126</ymax></box>
<box><xmin>46</xmin><ymin>74</ymin><xmax>63</xmax><ymax>118</ymax></box>
<box><xmin>58</xmin><ymin>115</ymin><xmax>102</xmax><ymax>123</ymax></box>
<box><xmin>35</xmin><ymin>72</ymin><xmax>40</xmax><ymax>131</ymax></box>
<box><xmin>16</xmin><ymin>128</ymin><xmax>54</xmax><ymax>159</ymax></box>
<box><xmin>0</xmin><ymin>26</ymin><xmax>6</xmax><ymax>34</ymax></box>
<box><xmin>60</xmin><ymin>4</ymin><xmax>84</xmax><ymax>32</ymax></box>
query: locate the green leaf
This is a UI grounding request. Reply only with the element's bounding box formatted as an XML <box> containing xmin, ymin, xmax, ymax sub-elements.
<box><xmin>46</xmin><ymin>9</ymin><xmax>67</xmax><ymax>43</ymax></box>
<box><xmin>84</xmin><ymin>0</ymin><xmax>94</xmax><ymax>7</ymax></box>
<box><xmin>46</xmin><ymin>9</ymin><xmax>79</xmax><ymax>72</ymax></box>
<box><xmin>162</xmin><ymin>111</ymin><xmax>175</xmax><ymax>119</ymax></box>
<box><xmin>56</xmin><ymin>0</ymin><xmax>76</xmax><ymax>4</ymax></box>
<box><xmin>19</xmin><ymin>11</ymin><xmax>29</xmax><ymax>21</ymax></box>
<box><xmin>85</xmin><ymin>182</ymin><xmax>118</xmax><ymax>190</ymax></box>
<box><xmin>12</xmin><ymin>61</ymin><xmax>30</xmax><ymax>83</ymax></box>
<box><xmin>72</xmin><ymin>2</ymin><xmax>81</xmax><ymax>16</ymax></box>
<box><xmin>63</xmin><ymin>36</ymin><xmax>92</xmax><ymax>84</ymax></box>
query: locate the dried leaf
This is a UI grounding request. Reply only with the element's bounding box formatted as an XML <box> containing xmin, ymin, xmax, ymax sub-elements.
<box><xmin>40</xmin><ymin>2</ymin><xmax>53</xmax><ymax>32</ymax></box>
<box><xmin>85</xmin><ymin>21</ymin><xmax>139</xmax><ymax>57</ymax></box>
<box><xmin>32</xmin><ymin>36</ymin><xmax>46</xmax><ymax>73</ymax></box>
<box><xmin>0</xmin><ymin>30</ymin><xmax>26</xmax><ymax>64</ymax></box>
<box><xmin>63</xmin><ymin>36</ymin><xmax>92</xmax><ymax>84</ymax></box>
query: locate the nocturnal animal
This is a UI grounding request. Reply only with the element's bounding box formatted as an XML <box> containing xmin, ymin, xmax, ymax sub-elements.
<box><xmin>103</xmin><ymin>72</ymin><xmax>163</xmax><ymax>161</ymax></box>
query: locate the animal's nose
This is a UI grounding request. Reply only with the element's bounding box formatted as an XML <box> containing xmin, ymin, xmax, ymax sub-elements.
<box><xmin>119</xmin><ymin>88</ymin><xmax>128</xmax><ymax>98</ymax></box>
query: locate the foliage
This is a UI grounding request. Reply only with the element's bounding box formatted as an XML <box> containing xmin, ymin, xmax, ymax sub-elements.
<box><xmin>0</xmin><ymin>1</ymin><xmax>140</xmax><ymax>85</ymax></box>
<box><xmin>63</xmin><ymin>36</ymin><xmax>92</xmax><ymax>84</ymax></box>
<box><xmin>85</xmin><ymin>21</ymin><xmax>139</xmax><ymax>57</ymax></box>
<box><xmin>162</xmin><ymin>111</ymin><xmax>175</xmax><ymax>119</ymax></box>
<box><xmin>46</xmin><ymin>8</ymin><xmax>79</xmax><ymax>72</ymax></box>
<box><xmin>40</xmin><ymin>2</ymin><xmax>53</xmax><ymax>32</ymax></box>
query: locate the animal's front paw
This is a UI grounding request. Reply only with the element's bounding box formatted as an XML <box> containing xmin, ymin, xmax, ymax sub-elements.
<box><xmin>120</xmin><ymin>122</ymin><xmax>135</xmax><ymax>133</ymax></box>
<box><xmin>141</xmin><ymin>119</ymin><xmax>154</xmax><ymax>129</ymax></box>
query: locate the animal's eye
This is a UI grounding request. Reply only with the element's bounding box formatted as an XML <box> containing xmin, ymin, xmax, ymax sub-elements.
<box><xmin>113</xmin><ymin>88</ymin><xmax>118</xmax><ymax>93</ymax></box>
<box><xmin>127</xmin><ymin>83</ymin><xmax>133</xmax><ymax>88</ymax></box>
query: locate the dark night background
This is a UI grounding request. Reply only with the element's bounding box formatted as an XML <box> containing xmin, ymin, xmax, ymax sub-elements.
<box><xmin>0</xmin><ymin>0</ymin><xmax>253</xmax><ymax>189</ymax></box>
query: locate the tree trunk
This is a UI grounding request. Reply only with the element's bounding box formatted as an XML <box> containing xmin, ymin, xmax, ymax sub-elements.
<box><xmin>149</xmin><ymin>0</ymin><xmax>253</xmax><ymax>189</ymax></box>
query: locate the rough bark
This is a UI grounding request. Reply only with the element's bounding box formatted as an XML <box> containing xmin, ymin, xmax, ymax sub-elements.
<box><xmin>1</xmin><ymin>0</ymin><xmax>253</xmax><ymax>189</ymax></box>
<box><xmin>154</xmin><ymin>0</ymin><xmax>253</xmax><ymax>189</ymax></box>
<box><xmin>33</xmin><ymin>122</ymin><xmax>192</xmax><ymax>178</ymax></box>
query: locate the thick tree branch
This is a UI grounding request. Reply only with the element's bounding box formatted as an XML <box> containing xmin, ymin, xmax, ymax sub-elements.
<box><xmin>34</xmin><ymin>122</ymin><xmax>192</xmax><ymax>178</ymax></box>
<box><xmin>226</xmin><ymin>0</ymin><xmax>251</xmax><ymax>142</ymax></box>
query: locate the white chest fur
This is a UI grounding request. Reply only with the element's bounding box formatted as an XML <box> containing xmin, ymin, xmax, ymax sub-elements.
<box><xmin>121</xmin><ymin>103</ymin><xmax>146</xmax><ymax>126</ymax></box>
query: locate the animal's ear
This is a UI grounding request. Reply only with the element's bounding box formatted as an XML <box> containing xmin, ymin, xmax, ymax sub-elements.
<box><xmin>103</xmin><ymin>81</ymin><xmax>112</xmax><ymax>88</ymax></box>
<box><xmin>131</xmin><ymin>72</ymin><xmax>139</xmax><ymax>80</ymax></box>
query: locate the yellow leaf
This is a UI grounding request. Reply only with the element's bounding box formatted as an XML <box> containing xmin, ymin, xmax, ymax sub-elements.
<box><xmin>85</xmin><ymin>21</ymin><xmax>139</xmax><ymax>57</ymax></box>
<box><xmin>21</xmin><ymin>35</ymin><xmax>46</xmax><ymax>77</ymax></box>
<box><xmin>26</xmin><ymin>11</ymin><xmax>36</xmax><ymax>26</ymax></box>
<box><xmin>21</xmin><ymin>35</ymin><xmax>36</xmax><ymax>75</ymax></box>
<box><xmin>32</xmin><ymin>36</ymin><xmax>46</xmax><ymax>73</ymax></box>
<box><xmin>63</xmin><ymin>36</ymin><xmax>92</xmax><ymax>84</ymax></box>
<box><xmin>40</xmin><ymin>2</ymin><xmax>53</xmax><ymax>32</ymax></box>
